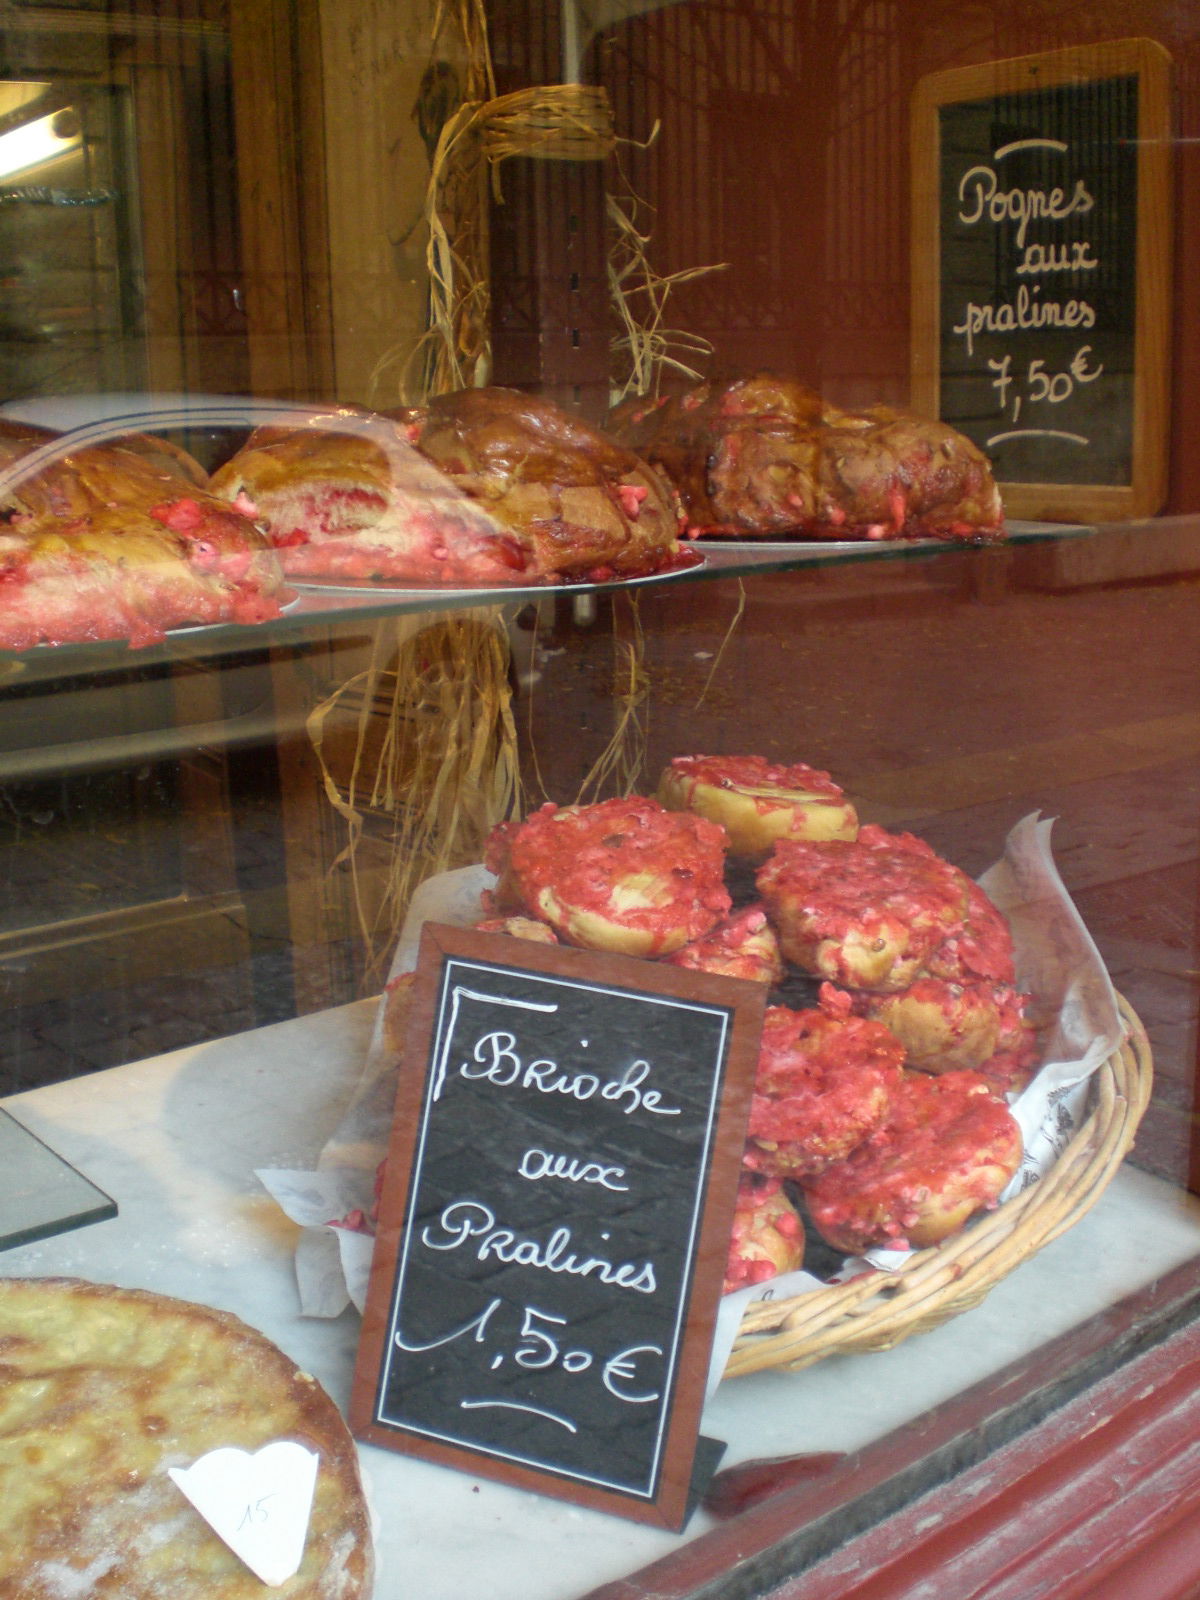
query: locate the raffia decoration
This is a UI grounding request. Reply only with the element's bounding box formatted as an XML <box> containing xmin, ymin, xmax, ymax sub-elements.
<box><xmin>327</xmin><ymin>4</ymin><xmax>635</xmax><ymax>983</ymax></box>
<box><xmin>391</xmin><ymin>80</ymin><xmax>616</xmax><ymax>402</ymax></box>
<box><xmin>307</xmin><ymin>609</ymin><xmax>520</xmax><ymax>985</ymax></box>
<box><xmin>608</xmin><ymin>181</ymin><xmax>726</xmax><ymax>405</ymax></box>
<box><xmin>481</xmin><ymin>83</ymin><xmax>615</xmax><ymax>163</ymax></box>
<box><xmin>338</xmin><ymin>7</ymin><xmax>702</xmax><ymax>969</ymax></box>
<box><xmin>725</xmin><ymin>995</ymin><xmax>1153</xmax><ymax>1377</ymax></box>
<box><xmin>432</xmin><ymin>0</ymin><xmax>493</xmax><ymax>103</ymax></box>
<box><xmin>333</xmin><ymin>31</ymin><xmax>621</xmax><ymax>968</ymax></box>
<box><xmin>574</xmin><ymin>592</ymin><xmax>650</xmax><ymax>805</ymax></box>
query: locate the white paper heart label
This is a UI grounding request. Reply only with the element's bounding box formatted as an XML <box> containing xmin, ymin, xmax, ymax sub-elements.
<box><xmin>168</xmin><ymin>1440</ymin><xmax>319</xmax><ymax>1587</ymax></box>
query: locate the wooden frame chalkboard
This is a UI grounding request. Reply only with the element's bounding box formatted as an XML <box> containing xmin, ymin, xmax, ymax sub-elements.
<box><xmin>911</xmin><ymin>39</ymin><xmax>1173</xmax><ymax>522</ymax></box>
<box><xmin>350</xmin><ymin>923</ymin><xmax>766</xmax><ymax>1530</ymax></box>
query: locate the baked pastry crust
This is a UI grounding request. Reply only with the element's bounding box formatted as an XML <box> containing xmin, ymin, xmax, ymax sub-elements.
<box><xmin>607</xmin><ymin>375</ymin><xmax>1003</xmax><ymax>542</ymax></box>
<box><xmin>209</xmin><ymin>418</ymin><xmax>534</xmax><ymax>587</ymax></box>
<box><xmin>608</xmin><ymin>375</ymin><xmax>825</xmax><ymax>536</ymax></box>
<box><xmin>0</xmin><ymin>1276</ymin><xmax>373</xmax><ymax>1599</ymax></box>
<box><xmin>473</xmin><ymin>914</ymin><xmax>560</xmax><ymax>943</ymax></box>
<box><xmin>816</xmin><ymin>402</ymin><xmax>1003</xmax><ymax>540</ymax></box>
<box><xmin>395</xmin><ymin>386</ymin><xmax>689</xmax><ymax>582</ymax></box>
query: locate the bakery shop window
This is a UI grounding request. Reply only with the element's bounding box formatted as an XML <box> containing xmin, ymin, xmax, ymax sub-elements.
<box><xmin>1</xmin><ymin>5</ymin><xmax>1200</xmax><ymax>1595</ymax></box>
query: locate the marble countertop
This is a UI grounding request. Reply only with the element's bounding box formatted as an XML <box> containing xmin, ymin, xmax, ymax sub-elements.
<box><xmin>4</xmin><ymin>1000</ymin><xmax>1200</xmax><ymax>1600</ymax></box>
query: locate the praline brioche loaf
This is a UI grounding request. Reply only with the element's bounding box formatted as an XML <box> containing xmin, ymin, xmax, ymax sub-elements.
<box><xmin>657</xmin><ymin>753</ymin><xmax>858</xmax><ymax>858</ymax></box>
<box><xmin>0</xmin><ymin>1276</ymin><xmax>374</xmax><ymax>1599</ymax></box>
<box><xmin>849</xmin><ymin>976</ymin><xmax>1005</xmax><ymax>1073</ymax></box>
<box><xmin>609</xmin><ymin>374</ymin><xmax>826</xmax><ymax>536</ymax></box>
<box><xmin>816</xmin><ymin>401</ymin><xmax>1003</xmax><ymax>540</ymax></box>
<box><xmin>208</xmin><ymin>416</ymin><xmax>538</xmax><ymax>586</ymax></box>
<box><xmin>0</xmin><ymin>424</ymin><xmax>291</xmax><ymax>649</ymax></box>
<box><xmin>391</xmin><ymin>386</ymin><xmax>690</xmax><ymax>581</ymax></box>
<box><xmin>607</xmin><ymin>373</ymin><xmax>1003</xmax><ymax>542</ymax></box>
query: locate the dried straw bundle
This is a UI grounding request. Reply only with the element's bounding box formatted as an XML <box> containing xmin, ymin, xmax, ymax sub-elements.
<box><xmin>608</xmin><ymin>183</ymin><xmax>725</xmax><ymax>405</ymax></box>
<box><xmin>419</xmin><ymin>95</ymin><xmax>493</xmax><ymax>396</ymax></box>
<box><xmin>575</xmin><ymin>592</ymin><xmax>650</xmax><ymax>805</ymax></box>
<box><xmin>322</xmin><ymin>6</ymin><xmax>718</xmax><ymax>980</ymax></box>
<box><xmin>307</xmin><ymin>609</ymin><xmax>519</xmax><ymax>984</ymax></box>
<box><xmin>325</xmin><ymin>12</ymin><xmax>622</xmax><ymax>974</ymax></box>
<box><xmin>406</xmin><ymin>80</ymin><xmax>616</xmax><ymax>401</ymax></box>
<box><xmin>482</xmin><ymin>83</ymin><xmax>615</xmax><ymax>164</ymax></box>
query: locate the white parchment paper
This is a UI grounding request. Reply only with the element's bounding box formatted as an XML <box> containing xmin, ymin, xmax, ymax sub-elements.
<box><xmin>258</xmin><ymin>865</ymin><xmax>494</xmax><ymax>1319</ymax></box>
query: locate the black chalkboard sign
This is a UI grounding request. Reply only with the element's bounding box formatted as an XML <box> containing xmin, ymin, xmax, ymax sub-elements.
<box><xmin>350</xmin><ymin>923</ymin><xmax>765</xmax><ymax>1530</ymax></box>
<box><xmin>912</xmin><ymin>40</ymin><xmax>1172</xmax><ymax>522</ymax></box>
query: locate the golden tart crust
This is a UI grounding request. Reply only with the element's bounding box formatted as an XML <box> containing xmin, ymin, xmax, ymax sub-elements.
<box><xmin>0</xmin><ymin>1276</ymin><xmax>373</xmax><ymax>1600</ymax></box>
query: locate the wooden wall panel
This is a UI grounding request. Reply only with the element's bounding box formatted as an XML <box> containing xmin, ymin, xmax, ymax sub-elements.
<box><xmin>230</xmin><ymin>0</ymin><xmax>333</xmax><ymax>400</ymax></box>
<box><xmin>314</xmin><ymin>0</ymin><xmax>439</xmax><ymax>407</ymax></box>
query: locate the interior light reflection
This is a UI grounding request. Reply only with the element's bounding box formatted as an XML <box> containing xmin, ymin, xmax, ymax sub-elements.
<box><xmin>0</xmin><ymin>112</ymin><xmax>81</xmax><ymax>182</ymax></box>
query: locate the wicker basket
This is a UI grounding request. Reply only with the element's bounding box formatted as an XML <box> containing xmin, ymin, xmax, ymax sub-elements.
<box><xmin>726</xmin><ymin>995</ymin><xmax>1153</xmax><ymax>1378</ymax></box>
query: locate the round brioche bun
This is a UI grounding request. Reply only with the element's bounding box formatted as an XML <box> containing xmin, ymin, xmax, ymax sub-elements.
<box><xmin>657</xmin><ymin>753</ymin><xmax>857</xmax><ymax>859</ymax></box>
<box><xmin>663</xmin><ymin>904</ymin><xmax>785</xmax><ymax>985</ymax></box>
<box><xmin>744</xmin><ymin>1004</ymin><xmax>905</xmax><ymax>1180</ymax></box>
<box><xmin>859</xmin><ymin>976</ymin><xmax>1006</xmax><ymax>1073</ymax></box>
<box><xmin>802</xmin><ymin>1069</ymin><xmax>1023</xmax><ymax>1253</ymax></box>
<box><xmin>756</xmin><ymin>825</ymin><xmax>973</xmax><ymax>992</ymax></box>
<box><xmin>490</xmin><ymin>796</ymin><xmax>731</xmax><ymax>957</ymax></box>
<box><xmin>724</xmin><ymin>1174</ymin><xmax>806</xmax><ymax>1293</ymax></box>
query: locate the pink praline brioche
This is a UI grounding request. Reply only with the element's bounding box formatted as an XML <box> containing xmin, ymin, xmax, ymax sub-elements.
<box><xmin>851</xmin><ymin>976</ymin><xmax>1007</xmax><ymax>1074</ymax></box>
<box><xmin>724</xmin><ymin>1173</ymin><xmax>805</xmax><ymax>1293</ymax></box>
<box><xmin>657</xmin><ymin>753</ymin><xmax>858</xmax><ymax>859</ymax></box>
<box><xmin>926</xmin><ymin>878</ymin><xmax>1018</xmax><ymax>984</ymax></box>
<box><xmin>663</xmin><ymin>904</ymin><xmax>785</xmax><ymax>985</ymax></box>
<box><xmin>743</xmin><ymin>1003</ymin><xmax>906</xmax><ymax>1180</ymax></box>
<box><xmin>802</xmin><ymin>1068</ymin><xmax>1023</xmax><ymax>1253</ymax></box>
<box><xmin>485</xmin><ymin>796</ymin><xmax>731</xmax><ymax>957</ymax></box>
<box><xmin>755</xmin><ymin>824</ymin><xmax>974</xmax><ymax>992</ymax></box>
<box><xmin>847</xmin><ymin>974</ymin><xmax>1038</xmax><ymax>1087</ymax></box>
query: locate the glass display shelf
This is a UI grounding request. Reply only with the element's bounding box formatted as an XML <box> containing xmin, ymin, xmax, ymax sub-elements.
<box><xmin>0</xmin><ymin>382</ymin><xmax>1100</xmax><ymax>689</ymax></box>
<box><xmin>0</xmin><ymin>516</ymin><xmax>1097</xmax><ymax>693</ymax></box>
